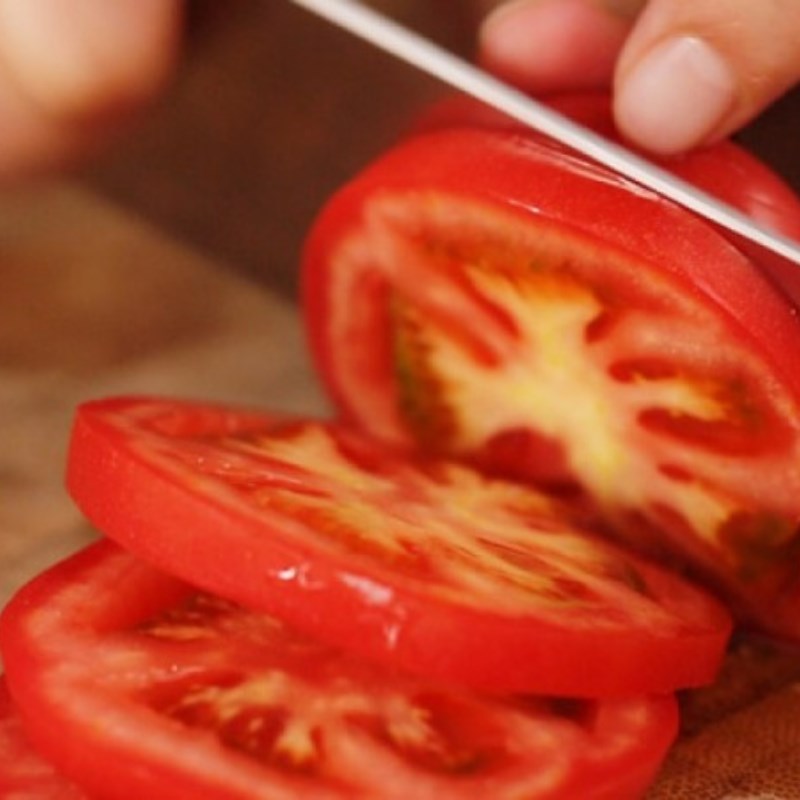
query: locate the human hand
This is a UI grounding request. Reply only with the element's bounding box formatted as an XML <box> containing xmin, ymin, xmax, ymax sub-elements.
<box><xmin>478</xmin><ymin>0</ymin><xmax>800</xmax><ymax>155</ymax></box>
<box><xmin>0</xmin><ymin>0</ymin><xmax>182</xmax><ymax>180</ymax></box>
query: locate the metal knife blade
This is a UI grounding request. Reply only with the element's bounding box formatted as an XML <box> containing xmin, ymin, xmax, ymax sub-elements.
<box><xmin>289</xmin><ymin>0</ymin><xmax>800</xmax><ymax>283</ymax></box>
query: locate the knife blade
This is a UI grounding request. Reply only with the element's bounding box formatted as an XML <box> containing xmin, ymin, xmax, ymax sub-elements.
<box><xmin>289</xmin><ymin>0</ymin><xmax>800</xmax><ymax>284</ymax></box>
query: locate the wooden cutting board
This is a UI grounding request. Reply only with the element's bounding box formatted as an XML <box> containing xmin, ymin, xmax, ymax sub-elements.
<box><xmin>1</xmin><ymin>182</ymin><xmax>799</xmax><ymax>798</ymax></box>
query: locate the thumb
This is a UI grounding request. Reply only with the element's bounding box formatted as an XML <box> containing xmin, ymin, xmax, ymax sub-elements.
<box><xmin>613</xmin><ymin>0</ymin><xmax>800</xmax><ymax>154</ymax></box>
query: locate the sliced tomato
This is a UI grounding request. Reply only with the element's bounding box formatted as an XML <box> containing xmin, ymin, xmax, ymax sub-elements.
<box><xmin>65</xmin><ymin>396</ymin><xmax>731</xmax><ymax>696</ymax></box>
<box><xmin>0</xmin><ymin>680</ymin><xmax>87</xmax><ymax>799</ymax></box>
<box><xmin>415</xmin><ymin>89</ymin><xmax>800</xmax><ymax>309</ymax></box>
<box><xmin>415</xmin><ymin>90</ymin><xmax>800</xmax><ymax>272</ymax></box>
<box><xmin>544</xmin><ymin>92</ymin><xmax>800</xmax><ymax>308</ymax></box>
<box><xmin>300</xmin><ymin>121</ymin><xmax>800</xmax><ymax>641</ymax></box>
<box><xmin>0</xmin><ymin>541</ymin><xmax>679</xmax><ymax>800</ymax></box>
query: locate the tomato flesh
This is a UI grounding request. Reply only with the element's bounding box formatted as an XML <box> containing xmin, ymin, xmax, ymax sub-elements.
<box><xmin>301</xmin><ymin>125</ymin><xmax>800</xmax><ymax>640</ymax></box>
<box><xmin>0</xmin><ymin>542</ymin><xmax>679</xmax><ymax>800</ymax></box>
<box><xmin>65</xmin><ymin>396</ymin><xmax>731</xmax><ymax>697</ymax></box>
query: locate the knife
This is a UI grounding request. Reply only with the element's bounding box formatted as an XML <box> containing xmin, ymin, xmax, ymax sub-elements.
<box><xmin>289</xmin><ymin>0</ymin><xmax>800</xmax><ymax>283</ymax></box>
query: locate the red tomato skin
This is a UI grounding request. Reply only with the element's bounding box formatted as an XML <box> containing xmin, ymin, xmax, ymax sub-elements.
<box><xmin>64</xmin><ymin>396</ymin><xmax>732</xmax><ymax>698</ymax></box>
<box><xmin>547</xmin><ymin>93</ymin><xmax>800</xmax><ymax>234</ymax></box>
<box><xmin>416</xmin><ymin>90</ymin><xmax>800</xmax><ymax>305</ymax></box>
<box><xmin>0</xmin><ymin>680</ymin><xmax>88</xmax><ymax>800</ymax></box>
<box><xmin>550</xmin><ymin>92</ymin><xmax>800</xmax><ymax>308</ymax></box>
<box><xmin>300</xmin><ymin>118</ymin><xmax>800</xmax><ymax>641</ymax></box>
<box><xmin>0</xmin><ymin>541</ymin><xmax>680</xmax><ymax>800</ymax></box>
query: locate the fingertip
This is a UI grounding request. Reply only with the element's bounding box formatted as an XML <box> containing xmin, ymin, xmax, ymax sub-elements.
<box><xmin>614</xmin><ymin>35</ymin><xmax>737</xmax><ymax>155</ymax></box>
<box><xmin>479</xmin><ymin>0</ymin><xmax>631</xmax><ymax>93</ymax></box>
<box><xmin>611</xmin><ymin>0</ymin><xmax>800</xmax><ymax>154</ymax></box>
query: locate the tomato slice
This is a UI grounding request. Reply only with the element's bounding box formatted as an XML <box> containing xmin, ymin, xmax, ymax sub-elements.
<box><xmin>414</xmin><ymin>89</ymin><xmax>800</xmax><ymax>264</ymax></box>
<box><xmin>0</xmin><ymin>680</ymin><xmax>88</xmax><ymax>799</ymax></box>
<box><xmin>300</xmin><ymin>122</ymin><xmax>800</xmax><ymax>641</ymax></box>
<box><xmin>0</xmin><ymin>541</ymin><xmax>679</xmax><ymax>800</ymax></box>
<box><xmin>532</xmin><ymin>92</ymin><xmax>800</xmax><ymax>308</ymax></box>
<box><xmin>65</xmin><ymin>396</ymin><xmax>731</xmax><ymax>696</ymax></box>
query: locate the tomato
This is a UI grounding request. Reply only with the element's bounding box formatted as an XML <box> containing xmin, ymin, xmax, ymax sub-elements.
<box><xmin>300</xmin><ymin>119</ymin><xmax>800</xmax><ymax>641</ymax></box>
<box><xmin>0</xmin><ymin>541</ymin><xmax>679</xmax><ymax>800</ymax></box>
<box><xmin>65</xmin><ymin>396</ymin><xmax>731</xmax><ymax>697</ymax></box>
<box><xmin>415</xmin><ymin>90</ymin><xmax>800</xmax><ymax>261</ymax></box>
<box><xmin>546</xmin><ymin>92</ymin><xmax>800</xmax><ymax>309</ymax></box>
<box><xmin>0</xmin><ymin>680</ymin><xmax>87</xmax><ymax>799</ymax></box>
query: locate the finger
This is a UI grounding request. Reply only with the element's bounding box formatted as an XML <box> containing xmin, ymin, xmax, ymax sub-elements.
<box><xmin>478</xmin><ymin>0</ymin><xmax>644</xmax><ymax>93</ymax></box>
<box><xmin>0</xmin><ymin>0</ymin><xmax>183</xmax><ymax>179</ymax></box>
<box><xmin>613</xmin><ymin>0</ymin><xmax>800</xmax><ymax>154</ymax></box>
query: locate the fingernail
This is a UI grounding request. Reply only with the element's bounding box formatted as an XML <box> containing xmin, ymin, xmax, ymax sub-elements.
<box><xmin>615</xmin><ymin>36</ymin><xmax>736</xmax><ymax>154</ymax></box>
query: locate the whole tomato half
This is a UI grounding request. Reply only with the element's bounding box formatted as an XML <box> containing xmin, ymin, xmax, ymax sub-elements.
<box><xmin>301</xmin><ymin>95</ymin><xmax>800</xmax><ymax>642</ymax></box>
